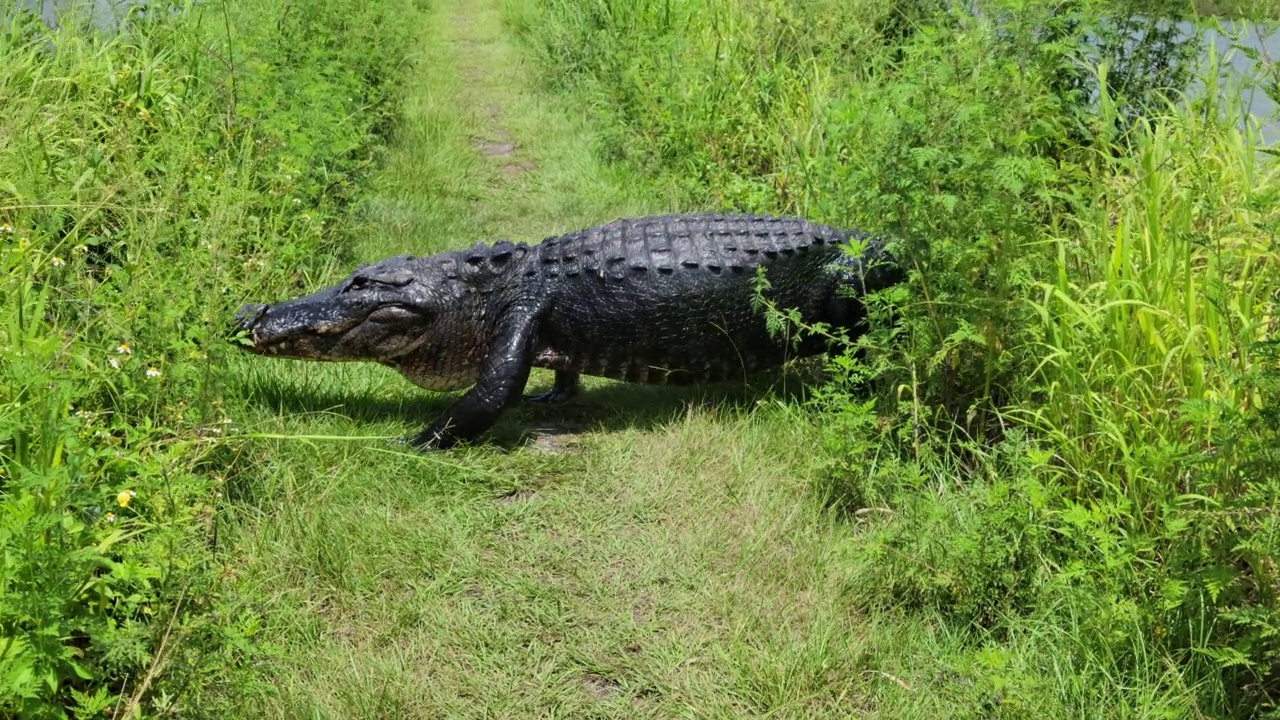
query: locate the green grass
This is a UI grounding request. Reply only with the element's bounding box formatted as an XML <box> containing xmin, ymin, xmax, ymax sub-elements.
<box><xmin>5</xmin><ymin>0</ymin><xmax>1277</xmax><ymax>716</ymax></box>
<box><xmin>0</xmin><ymin>0</ymin><xmax>413</xmax><ymax>715</ymax></box>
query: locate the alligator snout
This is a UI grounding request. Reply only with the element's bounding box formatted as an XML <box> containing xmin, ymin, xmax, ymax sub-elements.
<box><xmin>233</xmin><ymin>303</ymin><xmax>268</xmax><ymax>337</ymax></box>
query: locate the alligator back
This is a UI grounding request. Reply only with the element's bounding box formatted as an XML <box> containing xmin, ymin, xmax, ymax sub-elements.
<box><xmin>524</xmin><ymin>213</ymin><xmax>891</xmax><ymax>385</ymax></box>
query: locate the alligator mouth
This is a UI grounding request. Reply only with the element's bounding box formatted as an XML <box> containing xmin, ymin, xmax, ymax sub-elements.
<box><xmin>232</xmin><ymin>300</ymin><xmax>403</xmax><ymax>360</ymax></box>
<box><xmin>246</xmin><ymin>335</ymin><xmax>297</xmax><ymax>355</ymax></box>
<box><xmin>231</xmin><ymin>302</ymin><xmax>320</xmax><ymax>356</ymax></box>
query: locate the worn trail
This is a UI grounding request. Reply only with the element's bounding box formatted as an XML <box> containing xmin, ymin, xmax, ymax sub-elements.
<box><xmin>227</xmin><ymin>0</ymin><xmax>873</xmax><ymax>716</ymax></box>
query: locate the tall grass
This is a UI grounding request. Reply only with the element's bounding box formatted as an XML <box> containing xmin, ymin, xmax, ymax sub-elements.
<box><xmin>0</xmin><ymin>1</ymin><xmax>413</xmax><ymax>715</ymax></box>
<box><xmin>507</xmin><ymin>0</ymin><xmax>1280</xmax><ymax>715</ymax></box>
<box><xmin>1010</xmin><ymin>83</ymin><xmax>1280</xmax><ymax>713</ymax></box>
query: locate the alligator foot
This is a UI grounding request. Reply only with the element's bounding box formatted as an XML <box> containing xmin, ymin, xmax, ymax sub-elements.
<box><xmin>405</xmin><ymin>428</ymin><xmax>458</xmax><ymax>451</ymax></box>
<box><xmin>388</xmin><ymin>434</ymin><xmax>430</xmax><ymax>450</ymax></box>
<box><xmin>525</xmin><ymin>370</ymin><xmax>579</xmax><ymax>404</ymax></box>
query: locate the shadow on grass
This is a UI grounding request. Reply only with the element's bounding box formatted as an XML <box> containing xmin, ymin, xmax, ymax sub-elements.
<box><xmin>236</xmin><ymin>364</ymin><xmax>823</xmax><ymax>451</ymax></box>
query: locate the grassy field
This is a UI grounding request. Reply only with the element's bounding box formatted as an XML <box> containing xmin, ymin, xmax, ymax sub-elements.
<box><xmin>2</xmin><ymin>0</ymin><xmax>1277</xmax><ymax>717</ymax></box>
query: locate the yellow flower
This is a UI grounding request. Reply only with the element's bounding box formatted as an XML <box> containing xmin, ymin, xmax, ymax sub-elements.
<box><xmin>117</xmin><ymin>489</ymin><xmax>136</xmax><ymax>507</ymax></box>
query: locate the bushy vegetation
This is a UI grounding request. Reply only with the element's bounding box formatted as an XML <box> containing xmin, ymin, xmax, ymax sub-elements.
<box><xmin>0</xmin><ymin>0</ymin><xmax>412</xmax><ymax>715</ymax></box>
<box><xmin>506</xmin><ymin>0</ymin><xmax>1280</xmax><ymax>715</ymax></box>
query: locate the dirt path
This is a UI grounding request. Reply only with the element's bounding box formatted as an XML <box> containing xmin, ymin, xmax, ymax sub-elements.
<box><xmin>451</xmin><ymin>10</ymin><xmax>535</xmax><ymax>179</ymax></box>
<box><xmin>227</xmin><ymin>1</ymin><xmax>874</xmax><ymax>716</ymax></box>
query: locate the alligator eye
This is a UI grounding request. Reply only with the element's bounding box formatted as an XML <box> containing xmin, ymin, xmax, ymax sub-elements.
<box><xmin>345</xmin><ymin>276</ymin><xmax>375</xmax><ymax>292</ymax></box>
<box><xmin>345</xmin><ymin>269</ymin><xmax>414</xmax><ymax>292</ymax></box>
<box><xmin>367</xmin><ymin>305</ymin><xmax>417</xmax><ymax>323</ymax></box>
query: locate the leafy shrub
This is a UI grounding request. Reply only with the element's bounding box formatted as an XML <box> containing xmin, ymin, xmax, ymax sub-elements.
<box><xmin>0</xmin><ymin>0</ymin><xmax>413</xmax><ymax>715</ymax></box>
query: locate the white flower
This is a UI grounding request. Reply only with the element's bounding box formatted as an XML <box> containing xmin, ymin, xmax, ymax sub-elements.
<box><xmin>0</xmin><ymin>223</ymin><xmax>12</xmax><ymax>234</ymax></box>
<box><xmin>145</xmin><ymin>367</ymin><xmax>161</xmax><ymax>378</ymax></box>
<box><xmin>115</xmin><ymin>344</ymin><xmax>132</xmax><ymax>355</ymax></box>
<box><xmin>50</xmin><ymin>256</ymin><xmax>65</xmax><ymax>267</ymax></box>
<box><xmin>292</xmin><ymin>198</ymin><xmax>302</xmax><ymax>205</ymax></box>
<box><xmin>108</xmin><ymin>358</ymin><xmax>120</xmax><ymax>370</ymax></box>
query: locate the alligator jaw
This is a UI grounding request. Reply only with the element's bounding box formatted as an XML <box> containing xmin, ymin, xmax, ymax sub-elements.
<box><xmin>231</xmin><ymin>296</ymin><xmax>368</xmax><ymax>360</ymax></box>
<box><xmin>231</xmin><ymin>302</ymin><xmax>320</xmax><ymax>356</ymax></box>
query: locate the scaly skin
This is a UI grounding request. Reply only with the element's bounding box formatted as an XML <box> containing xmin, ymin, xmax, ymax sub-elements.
<box><xmin>233</xmin><ymin>213</ymin><xmax>902</xmax><ymax>449</ymax></box>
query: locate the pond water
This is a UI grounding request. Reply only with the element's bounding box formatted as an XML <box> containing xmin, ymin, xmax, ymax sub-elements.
<box><xmin>15</xmin><ymin>0</ymin><xmax>144</xmax><ymax>30</ymax></box>
<box><xmin>1194</xmin><ymin>21</ymin><xmax>1279</xmax><ymax>144</ymax></box>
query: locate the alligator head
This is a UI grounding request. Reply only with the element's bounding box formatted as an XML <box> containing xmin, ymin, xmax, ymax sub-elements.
<box><xmin>233</xmin><ymin>256</ymin><xmax>443</xmax><ymax>363</ymax></box>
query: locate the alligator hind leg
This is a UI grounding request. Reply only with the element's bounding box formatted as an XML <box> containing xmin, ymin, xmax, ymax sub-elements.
<box><xmin>526</xmin><ymin>370</ymin><xmax>579</xmax><ymax>404</ymax></box>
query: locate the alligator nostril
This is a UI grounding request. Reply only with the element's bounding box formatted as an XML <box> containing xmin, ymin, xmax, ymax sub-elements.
<box><xmin>234</xmin><ymin>303</ymin><xmax>268</xmax><ymax>326</ymax></box>
<box><xmin>232</xmin><ymin>304</ymin><xmax>269</xmax><ymax>341</ymax></box>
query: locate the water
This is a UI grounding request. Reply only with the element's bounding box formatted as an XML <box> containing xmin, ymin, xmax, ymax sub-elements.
<box><xmin>12</xmin><ymin>0</ymin><xmax>147</xmax><ymax>30</ymax></box>
<box><xmin>1193</xmin><ymin>21</ymin><xmax>1280</xmax><ymax>144</ymax></box>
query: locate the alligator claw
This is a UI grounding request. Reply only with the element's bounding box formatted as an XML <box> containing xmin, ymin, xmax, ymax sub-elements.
<box><xmin>526</xmin><ymin>388</ymin><xmax>573</xmax><ymax>403</ymax></box>
<box><xmin>405</xmin><ymin>425</ymin><xmax>459</xmax><ymax>451</ymax></box>
<box><xmin>389</xmin><ymin>432</ymin><xmax>446</xmax><ymax>451</ymax></box>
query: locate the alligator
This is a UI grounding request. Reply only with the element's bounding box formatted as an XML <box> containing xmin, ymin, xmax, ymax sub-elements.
<box><xmin>233</xmin><ymin>213</ymin><xmax>902</xmax><ymax>450</ymax></box>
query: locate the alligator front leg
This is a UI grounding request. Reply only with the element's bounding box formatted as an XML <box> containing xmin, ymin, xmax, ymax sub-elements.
<box><xmin>409</xmin><ymin>307</ymin><xmax>540</xmax><ymax>450</ymax></box>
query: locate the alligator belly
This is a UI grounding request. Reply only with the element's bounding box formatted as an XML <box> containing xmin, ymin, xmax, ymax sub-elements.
<box><xmin>531</xmin><ymin>327</ymin><xmax>795</xmax><ymax>386</ymax></box>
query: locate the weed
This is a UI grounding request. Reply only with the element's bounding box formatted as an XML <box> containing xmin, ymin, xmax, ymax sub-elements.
<box><xmin>0</xmin><ymin>0</ymin><xmax>413</xmax><ymax>715</ymax></box>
